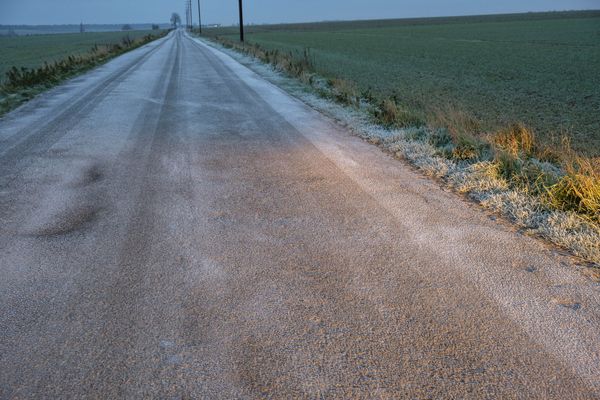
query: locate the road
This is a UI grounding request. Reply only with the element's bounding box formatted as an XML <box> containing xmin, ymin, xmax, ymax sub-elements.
<box><xmin>1</xmin><ymin>30</ymin><xmax>599</xmax><ymax>399</ymax></box>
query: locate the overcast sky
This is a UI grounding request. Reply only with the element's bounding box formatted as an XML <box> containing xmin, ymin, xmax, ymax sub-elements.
<box><xmin>1</xmin><ymin>0</ymin><xmax>599</xmax><ymax>25</ymax></box>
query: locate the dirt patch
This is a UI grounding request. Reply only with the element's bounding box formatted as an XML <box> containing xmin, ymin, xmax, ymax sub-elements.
<box><xmin>77</xmin><ymin>164</ymin><xmax>104</xmax><ymax>187</ymax></box>
<box><xmin>30</xmin><ymin>204</ymin><xmax>101</xmax><ymax>237</ymax></box>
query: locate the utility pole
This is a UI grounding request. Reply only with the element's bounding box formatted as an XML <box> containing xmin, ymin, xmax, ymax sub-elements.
<box><xmin>185</xmin><ymin>0</ymin><xmax>192</xmax><ymax>30</ymax></box>
<box><xmin>185</xmin><ymin>0</ymin><xmax>188</xmax><ymax>30</ymax></box>
<box><xmin>238</xmin><ymin>0</ymin><xmax>244</xmax><ymax>42</ymax></box>
<box><xmin>185</xmin><ymin>1</ymin><xmax>188</xmax><ymax>30</ymax></box>
<box><xmin>197</xmin><ymin>0</ymin><xmax>202</xmax><ymax>33</ymax></box>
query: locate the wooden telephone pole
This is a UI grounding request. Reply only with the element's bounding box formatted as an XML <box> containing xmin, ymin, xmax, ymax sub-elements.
<box><xmin>185</xmin><ymin>0</ymin><xmax>193</xmax><ymax>30</ymax></box>
<box><xmin>197</xmin><ymin>0</ymin><xmax>202</xmax><ymax>33</ymax></box>
<box><xmin>238</xmin><ymin>0</ymin><xmax>244</xmax><ymax>42</ymax></box>
<box><xmin>185</xmin><ymin>1</ymin><xmax>189</xmax><ymax>29</ymax></box>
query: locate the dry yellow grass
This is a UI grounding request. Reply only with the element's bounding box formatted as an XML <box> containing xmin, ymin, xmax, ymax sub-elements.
<box><xmin>451</xmin><ymin>133</ymin><xmax>487</xmax><ymax>161</ymax></box>
<box><xmin>374</xmin><ymin>98</ymin><xmax>423</xmax><ymax>128</ymax></box>
<box><xmin>547</xmin><ymin>157</ymin><xmax>600</xmax><ymax>223</ymax></box>
<box><xmin>329</xmin><ymin>78</ymin><xmax>360</xmax><ymax>107</ymax></box>
<box><xmin>492</xmin><ymin>123</ymin><xmax>535</xmax><ymax>158</ymax></box>
<box><xmin>427</xmin><ymin>104</ymin><xmax>481</xmax><ymax>137</ymax></box>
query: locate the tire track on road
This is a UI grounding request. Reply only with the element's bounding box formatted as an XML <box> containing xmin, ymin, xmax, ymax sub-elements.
<box><xmin>0</xmin><ymin>34</ymin><xmax>182</xmax><ymax>399</ymax></box>
<box><xmin>68</xmin><ymin>33</ymin><xmax>185</xmax><ymax>399</ymax></box>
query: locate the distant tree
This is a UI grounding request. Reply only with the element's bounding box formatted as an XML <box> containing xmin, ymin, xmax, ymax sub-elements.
<box><xmin>122</xmin><ymin>24</ymin><xmax>132</xmax><ymax>31</ymax></box>
<box><xmin>170</xmin><ymin>13</ymin><xmax>182</xmax><ymax>29</ymax></box>
<box><xmin>151</xmin><ymin>24</ymin><xmax>160</xmax><ymax>30</ymax></box>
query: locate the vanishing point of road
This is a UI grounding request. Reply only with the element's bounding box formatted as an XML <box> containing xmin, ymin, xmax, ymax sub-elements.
<box><xmin>1</xmin><ymin>30</ymin><xmax>600</xmax><ymax>398</ymax></box>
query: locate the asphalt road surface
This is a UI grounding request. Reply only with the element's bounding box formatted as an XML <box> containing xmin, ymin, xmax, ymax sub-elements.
<box><xmin>1</xmin><ymin>30</ymin><xmax>600</xmax><ymax>399</ymax></box>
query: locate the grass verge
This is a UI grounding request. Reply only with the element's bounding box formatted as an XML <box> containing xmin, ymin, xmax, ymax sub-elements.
<box><xmin>0</xmin><ymin>31</ymin><xmax>169</xmax><ymax>116</ymax></box>
<box><xmin>205</xmin><ymin>35</ymin><xmax>600</xmax><ymax>267</ymax></box>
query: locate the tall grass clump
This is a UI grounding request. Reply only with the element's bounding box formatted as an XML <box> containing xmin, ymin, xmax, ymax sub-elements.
<box><xmin>426</xmin><ymin>106</ymin><xmax>490</xmax><ymax>161</ymax></box>
<box><xmin>492</xmin><ymin>123</ymin><xmax>536</xmax><ymax>158</ymax></box>
<box><xmin>488</xmin><ymin>124</ymin><xmax>538</xmax><ymax>184</ymax></box>
<box><xmin>428</xmin><ymin>105</ymin><xmax>481</xmax><ymax>137</ymax></box>
<box><xmin>547</xmin><ymin>157</ymin><xmax>600</xmax><ymax>223</ymax></box>
<box><xmin>451</xmin><ymin>133</ymin><xmax>489</xmax><ymax>161</ymax></box>
<box><xmin>373</xmin><ymin>98</ymin><xmax>424</xmax><ymax>128</ymax></box>
<box><xmin>329</xmin><ymin>78</ymin><xmax>360</xmax><ymax>107</ymax></box>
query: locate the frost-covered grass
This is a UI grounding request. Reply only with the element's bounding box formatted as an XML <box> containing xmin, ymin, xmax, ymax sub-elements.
<box><xmin>202</xmin><ymin>36</ymin><xmax>600</xmax><ymax>267</ymax></box>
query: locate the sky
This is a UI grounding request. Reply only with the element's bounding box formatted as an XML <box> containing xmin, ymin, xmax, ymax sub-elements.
<box><xmin>1</xmin><ymin>0</ymin><xmax>599</xmax><ymax>25</ymax></box>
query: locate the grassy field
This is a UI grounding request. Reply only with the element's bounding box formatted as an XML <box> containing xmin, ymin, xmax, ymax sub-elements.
<box><xmin>206</xmin><ymin>11</ymin><xmax>600</xmax><ymax>156</ymax></box>
<box><xmin>0</xmin><ymin>30</ymin><xmax>155</xmax><ymax>80</ymax></box>
<box><xmin>0</xmin><ymin>30</ymin><xmax>167</xmax><ymax>116</ymax></box>
<box><xmin>0</xmin><ymin>24</ymin><xmax>171</xmax><ymax>36</ymax></box>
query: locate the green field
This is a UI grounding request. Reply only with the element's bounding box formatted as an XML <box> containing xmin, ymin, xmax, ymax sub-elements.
<box><xmin>208</xmin><ymin>11</ymin><xmax>600</xmax><ymax>155</ymax></box>
<box><xmin>0</xmin><ymin>30</ymin><xmax>154</xmax><ymax>79</ymax></box>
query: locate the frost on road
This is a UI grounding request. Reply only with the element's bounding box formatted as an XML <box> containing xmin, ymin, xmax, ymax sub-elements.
<box><xmin>0</xmin><ymin>30</ymin><xmax>599</xmax><ymax>398</ymax></box>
